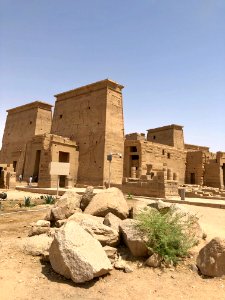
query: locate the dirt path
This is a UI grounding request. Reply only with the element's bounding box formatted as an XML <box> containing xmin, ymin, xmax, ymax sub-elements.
<box><xmin>0</xmin><ymin>201</ymin><xmax>225</xmax><ymax>300</ymax></box>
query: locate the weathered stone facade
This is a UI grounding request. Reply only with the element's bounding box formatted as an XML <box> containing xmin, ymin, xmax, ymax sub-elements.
<box><xmin>0</xmin><ymin>79</ymin><xmax>124</xmax><ymax>188</ymax></box>
<box><xmin>51</xmin><ymin>79</ymin><xmax>124</xmax><ymax>186</ymax></box>
<box><xmin>0</xmin><ymin>79</ymin><xmax>224</xmax><ymax>194</ymax></box>
<box><xmin>0</xmin><ymin>101</ymin><xmax>52</xmax><ymax>169</ymax></box>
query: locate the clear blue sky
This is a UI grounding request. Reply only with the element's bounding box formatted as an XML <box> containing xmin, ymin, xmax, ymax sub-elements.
<box><xmin>0</xmin><ymin>0</ymin><xmax>225</xmax><ymax>151</ymax></box>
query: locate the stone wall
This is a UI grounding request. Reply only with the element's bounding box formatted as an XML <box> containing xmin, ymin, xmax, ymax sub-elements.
<box><xmin>204</xmin><ymin>152</ymin><xmax>225</xmax><ymax>188</ymax></box>
<box><xmin>0</xmin><ymin>101</ymin><xmax>52</xmax><ymax>167</ymax></box>
<box><xmin>122</xmin><ymin>170</ymin><xmax>179</xmax><ymax>198</ymax></box>
<box><xmin>51</xmin><ymin>79</ymin><xmax>124</xmax><ymax>187</ymax></box>
<box><xmin>185</xmin><ymin>151</ymin><xmax>204</xmax><ymax>185</ymax></box>
<box><xmin>124</xmin><ymin>139</ymin><xmax>186</xmax><ymax>184</ymax></box>
<box><xmin>23</xmin><ymin>134</ymin><xmax>79</xmax><ymax>188</ymax></box>
<box><xmin>147</xmin><ymin>124</ymin><xmax>184</xmax><ymax>150</ymax></box>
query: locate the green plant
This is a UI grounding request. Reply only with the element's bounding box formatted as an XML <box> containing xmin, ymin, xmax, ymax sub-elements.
<box><xmin>44</xmin><ymin>195</ymin><xmax>55</xmax><ymax>205</ymax></box>
<box><xmin>136</xmin><ymin>206</ymin><xmax>198</xmax><ymax>265</ymax></box>
<box><xmin>127</xmin><ymin>193</ymin><xmax>133</xmax><ymax>200</ymax></box>
<box><xmin>24</xmin><ymin>196</ymin><xmax>31</xmax><ymax>207</ymax></box>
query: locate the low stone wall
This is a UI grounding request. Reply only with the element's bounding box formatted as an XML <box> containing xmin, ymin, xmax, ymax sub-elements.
<box><xmin>122</xmin><ymin>179</ymin><xmax>179</xmax><ymax>198</ymax></box>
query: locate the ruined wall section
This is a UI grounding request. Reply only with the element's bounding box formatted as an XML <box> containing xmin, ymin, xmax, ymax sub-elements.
<box><xmin>124</xmin><ymin>139</ymin><xmax>186</xmax><ymax>184</ymax></box>
<box><xmin>51</xmin><ymin>80</ymin><xmax>124</xmax><ymax>186</ymax></box>
<box><xmin>141</xmin><ymin>141</ymin><xmax>186</xmax><ymax>184</ymax></box>
<box><xmin>103</xmin><ymin>86</ymin><xmax>124</xmax><ymax>185</ymax></box>
<box><xmin>35</xmin><ymin>107</ymin><xmax>52</xmax><ymax>135</ymax></box>
<box><xmin>147</xmin><ymin>125</ymin><xmax>184</xmax><ymax>150</ymax></box>
<box><xmin>23</xmin><ymin>134</ymin><xmax>78</xmax><ymax>188</ymax></box>
<box><xmin>204</xmin><ymin>152</ymin><xmax>225</xmax><ymax>188</ymax></box>
<box><xmin>185</xmin><ymin>151</ymin><xmax>204</xmax><ymax>185</ymax></box>
<box><xmin>0</xmin><ymin>102</ymin><xmax>52</xmax><ymax>167</ymax></box>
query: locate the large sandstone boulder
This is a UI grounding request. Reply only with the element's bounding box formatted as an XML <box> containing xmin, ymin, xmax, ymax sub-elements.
<box><xmin>84</xmin><ymin>187</ymin><xmax>129</xmax><ymax>219</ymax></box>
<box><xmin>49</xmin><ymin>191</ymin><xmax>82</xmax><ymax>221</ymax></box>
<box><xmin>49</xmin><ymin>221</ymin><xmax>112</xmax><ymax>283</ymax></box>
<box><xmin>119</xmin><ymin>219</ymin><xmax>148</xmax><ymax>257</ymax></box>
<box><xmin>197</xmin><ymin>238</ymin><xmax>225</xmax><ymax>277</ymax></box>
<box><xmin>23</xmin><ymin>234</ymin><xmax>53</xmax><ymax>256</ymax></box>
<box><xmin>80</xmin><ymin>186</ymin><xmax>94</xmax><ymax>210</ymax></box>
<box><xmin>68</xmin><ymin>213</ymin><xmax>119</xmax><ymax>246</ymax></box>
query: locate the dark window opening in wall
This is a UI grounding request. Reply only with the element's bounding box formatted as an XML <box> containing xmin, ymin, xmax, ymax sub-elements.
<box><xmin>131</xmin><ymin>155</ymin><xmax>139</xmax><ymax>160</ymax></box>
<box><xmin>153</xmin><ymin>135</ymin><xmax>156</xmax><ymax>140</ymax></box>
<box><xmin>130</xmin><ymin>146</ymin><xmax>137</xmax><ymax>152</ymax></box>
<box><xmin>13</xmin><ymin>161</ymin><xmax>17</xmax><ymax>172</ymax></box>
<box><xmin>29</xmin><ymin>121</ymin><xmax>32</xmax><ymax>125</ymax></box>
<box><xmin>59</xmin><ymin>151</ymin><xmax>70</xmax><ymax>163</ymax></box>
<box><xmin>59</xmin><ymin>114</ymin><xmax>63</xmax><ymax>119</ymax></box>
<box><xmin>88</xmin><ymin>106</ymin><xmax>91</xmax><ymax>109</ymax></box>
<box><xmin>167</xmin><ymin>153</ymin><xmax>171</xmax><ymax>159</ymax></box>
<box><xmin>162</xmin><ymin>149</ymin><xmax>165</xmax><ymax>155</ymax></box>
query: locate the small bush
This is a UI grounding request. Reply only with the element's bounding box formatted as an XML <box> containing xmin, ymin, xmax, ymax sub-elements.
<box><xmin>24</xmin><ymin>196</ymin><xmax>31</xmax><ymax>207</ymax></box>
<box><xmin>127</xmin><ymin>193</ymin><xmax>133</xmax><ymax>200</ymax></box>
<box><xmin>44</xmin><ymin>195</ymin><xmax>55</xmax><ymax>205</ymax></box>
<box><xmin>136</xmin><ymin>206</ymin><xmax>198</xmax><ymax>265</ymax></box>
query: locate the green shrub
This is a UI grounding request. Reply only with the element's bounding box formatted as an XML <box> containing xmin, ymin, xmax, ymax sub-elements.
<box><xmin>24</xmin><ymin>196</ymin><xmax>31</xmax><ymax>207</ymax></box>
<box><xmin>44</xmin><ymin>195</ymin><xmax>55</xmax><ymax>205</ymax></box>
<box><xmin>127</xmin><ymin>193</ymin><xmax>133</xmax><ymax>200</ymax></box>
<box><xmin>136</xmin><ymin>206</ymin><xmax>198</xmax><ymax>265</ymax></box>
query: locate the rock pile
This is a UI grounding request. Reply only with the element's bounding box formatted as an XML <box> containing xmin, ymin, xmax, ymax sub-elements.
<box><xmin>23</xmin><ymin>190</ymin><xmax>208</xmax><ymax>283</ymax></box>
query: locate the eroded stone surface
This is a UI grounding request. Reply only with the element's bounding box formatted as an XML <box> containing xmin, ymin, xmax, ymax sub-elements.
<box><xmin>49</xmin><ymin>221</ymin><xmax>112</xmax><ymax>283</ymax></box>
<box><xmin>197</xmin><ymin>237</ymin><xmax>225</xmax><ymax>277</ymax></box>
<box><xmin>85</xmin><ymin>187</ymin><xmax>129</xmax><ymax>219</ymax></box>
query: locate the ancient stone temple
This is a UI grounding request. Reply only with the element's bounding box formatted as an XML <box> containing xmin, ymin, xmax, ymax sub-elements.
<box><xmin>0</xmin><ymin>79</ymin><xmax>124</xmax><ymax>188</ymax></box>
<box><xmin>51</xmin><ymin>79</ymin><xmax>124</xmax><ymax>186</ymax></box>
<box><xmin>0</xmin><ymin>78</ymin><xmax>224</xmax><ymax>195</ymax></box>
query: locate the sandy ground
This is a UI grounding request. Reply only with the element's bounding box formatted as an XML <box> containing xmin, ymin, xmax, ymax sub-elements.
<box><xmin>0</xmin><ymin>192</ymin><xmax>225</xmax><ymax>300</ymax></box>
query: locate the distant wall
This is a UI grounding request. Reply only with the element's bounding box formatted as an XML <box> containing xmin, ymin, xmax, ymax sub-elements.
<box><xmin>147</xmin><ymin>125</ymin><xmax>184</xmax><ymax>150</ymax></box>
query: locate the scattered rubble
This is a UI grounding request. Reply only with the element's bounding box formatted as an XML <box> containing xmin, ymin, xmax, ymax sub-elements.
<box><xmin>21</xmin><ymin>189</ymin><xmax>215</xmax><ymax>286</ymax></box>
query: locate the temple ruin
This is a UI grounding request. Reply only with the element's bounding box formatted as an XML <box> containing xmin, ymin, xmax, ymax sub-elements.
<box><xmin>0</xmin><ymin>79</ymin><xmax>224</xmax><ymax>197</ymax></box>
